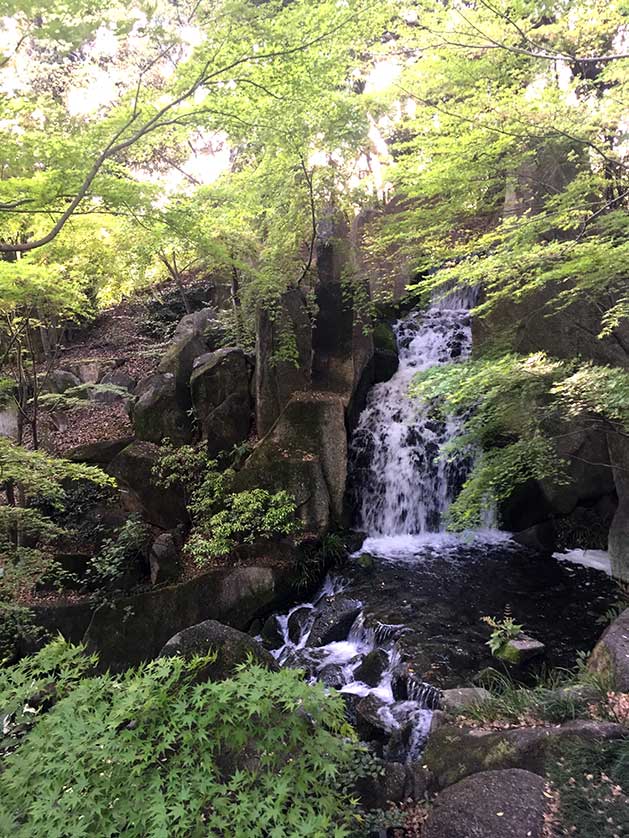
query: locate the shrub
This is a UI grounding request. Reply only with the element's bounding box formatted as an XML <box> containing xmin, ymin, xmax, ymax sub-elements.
<box><xmin>86</xmin><ymin>515</ymin><xmax>150</xmax><ymax>589</ymax></box>
<box><xmin>188</xmin><ymin>488</ymin><xmax>299</xmax><ymax>563</ymax></box>
<box><xmin>0</xmin><ymin>643</ymin><xmax>358</xmax><ymax>837</ymax></box>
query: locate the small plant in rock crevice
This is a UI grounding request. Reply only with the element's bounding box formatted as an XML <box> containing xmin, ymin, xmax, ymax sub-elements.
<box><xmin>481</xmin><ymin>610</ymin><xmax>524</xmax><ymax>656</ymax></box>
<box><xmin>86</xmin><ymin>515</ymin><xmax>150</xmax><ymax>590</ymax></box>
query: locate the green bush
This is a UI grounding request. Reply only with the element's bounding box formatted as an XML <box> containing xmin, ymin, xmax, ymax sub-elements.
<box><xmin>0</xmin><ymin>643</ymin><xmax>358</xmax><ymax>837</ymax></box>
<box><xmin>86</xmin><ymin>515</ymin><xmax>150</xmax><ymax>589</ymax></box>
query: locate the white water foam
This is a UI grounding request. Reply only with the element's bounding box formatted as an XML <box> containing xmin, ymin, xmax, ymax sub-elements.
<box><xmin>359</xmin><ymin>530</ymin><xmax>514</xmax><ymax>561</ymax></box>
<box><xmin>349</xmin><ymin>297</ymin><xmax>474</xmax><ymax>536</ymax></box>
<box><xmin>553</xmin><ymin>548</ymin><xmax>612</xmax><ymax>576</ymax></box>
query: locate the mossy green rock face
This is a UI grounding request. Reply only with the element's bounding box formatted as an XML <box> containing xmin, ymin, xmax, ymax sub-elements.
<box><xmin>495</xmin><ymin>635</ymin><xmax>545</xmax><ymax>665</ymax></box>
<box><xmin>424</xmin><ymin>721</ymin><xmax>626</xmax><ymax>791</ymax></box>
<box><xmin>588</xmin><ymin>608</ymin><xmax>629</xmax><ymax>690</ymax></box>
<box><xmin>132</xmin><ymin>372</ymin><xmax>192</xmax><ymax>445</ymax></box>
<box><xmin>372</xmin><ymin>322</ymin><xmax>398</xmax><ymax>354</ymax></box>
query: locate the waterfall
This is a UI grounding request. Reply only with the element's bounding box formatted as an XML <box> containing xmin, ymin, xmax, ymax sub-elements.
<box><xmin>349</xmin><ymin>294</ymin><xmax>473</xmax><ymax>536</ymax></box>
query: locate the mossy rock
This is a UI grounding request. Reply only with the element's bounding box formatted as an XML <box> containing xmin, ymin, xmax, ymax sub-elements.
<box><xmin>372</xmin><ymin>322</ymin><xmax>398</xmax><ymax>354</ymax></box>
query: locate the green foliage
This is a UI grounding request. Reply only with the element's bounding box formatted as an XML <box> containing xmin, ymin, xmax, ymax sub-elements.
<box><xmin>86</xmin><ymin>515</ymin><xmax>150</xmax><ymax>590</ymax></box>
<box><xmin>0</xmin><ymin>602</ymin><xmax>43</xmax><ymax>665</ymax></box>
<box><xmin>188</xmin><ymin>488</ymin><xmax>299</xmax><ymax>563</ymax></box>
<box><xmin>0</xmin><ymin>643</ymin><xmax>359</xmax><ymax>837</ymax></box>
<box><xmin>154</xmin><ymin>440</ymin><xmax>299</xmax><ymax>564</ymax></box>
<box><xmin>481</xmin><ymin>614</ymin><xmax>524</xmax><ymax>656</ymax></box>
<box><xmin>411</xmin><ymin>353</ymin><xmax>629</xmax><ymax>529</ymax></box>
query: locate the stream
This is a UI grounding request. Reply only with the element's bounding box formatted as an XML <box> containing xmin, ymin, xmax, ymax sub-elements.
<box><xmin>264</xmin><ymin>297</ymin><xmax>618</xmax><ymax>762</ymax></box>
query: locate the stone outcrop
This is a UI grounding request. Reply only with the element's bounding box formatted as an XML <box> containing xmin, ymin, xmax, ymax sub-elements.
<box><xmin>305</xmin><ymin>594</ymin><xmax>362</xmax><ymax>646</ymax></box>
<box><xmin>587</xmin><ymin>608</ymin><xmax>629</xmax><ymax>690</ymax></box>
<box><xmin>149</xmin><ymin>531</ymin><xmax>182</xmax><ymax>586</ymax></box>
<box><xmin>108</xmin><ymin>440</ymin><xmax>188</xmax><ymax>529</ymax></box>
<box><xmin>424</xmin><ymin>720</ymin><xmax>626</xmax><ymax>791</ymax></box>
<box><xmin>132</xmin><ymin>372</ymin><xmax>192</xmax><ymax>445</ymax></box>
<box><xmin>255</xmin><ymin>288</ymin><xmax>313</xmax><ymax>437</ymax></box>
<box><xmin>158</xmin><ymin>619</ymin><xmax>277</xmax><ymax>680</ymax></box>
<box><xmin>423</xmin><ymin>769</ymin><xmax>547</xmax><ymax>838</ymax></box>
<box><xmin>83</xmin><ymin>562</ymin><xmax>303</xmax><ymax>671</ymax></box>
<box><xmin>132</xmin><ymin>307</ymin><xmax>225</xmax><ymax>446</ymax></box>
<box><xmin>190</xmin><ymin>348</ymin><xmax>251</xmax><ymax>457</ymax></box>
<box><xmin>232</xmin><ymin>393</ymin><xmax>347</xmax><ymax>533</ymax></box>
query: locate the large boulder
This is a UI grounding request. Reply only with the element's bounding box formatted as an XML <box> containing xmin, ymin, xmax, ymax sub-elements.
<box><xmin>423</xmin><ymin>769</ymin><xmax>547</xmax><ymax>838</ymax></box>
<box><xmin>107</xmin><ymin>440</ymin><xmax>188</xmax><ymax>529</ymax></box>
<box><xmin>158</xmin><ymin>619</ymin><xmax>277</xmax><ymax>680</ymax></box>
<box><xmin>93</xmin><ymin>369</ymin><xmax>136</xmax><ymax>405</ymax></box>
<box><xmin>424</xmin><ymin>720</ymin><xmax>627</xmax><ymax>791</ymax></box>
<box><xmin>588</xmin><ymin>608</ymin><xmax>629</xmax><ymax>690</ymax></box>
<box><xmin>131</xmin><ymin>372</ymin><xmax>192</xmax><ymax>445</ymax></box>
<box><xmin>232</xmin><ymin>393</ymin><xmax>347</xmax><ymax>534</ymax></box>
<box><xmin>66</xmin><ymin>437</ymin><xmax>133</xmax><ymax>466</ymax></box>
<box><xmin>149</xmin><ymin>531</ymin><xmax>182</xmax><ymax>586</ymax></box>
<box><xmin>83</xmin><ymin>562</ymin><xmax>302</xmax><ymax>671</ymax></box>
<box><xmin>256</xmin><ymin>288</ymin><xmax>313</xmax><ymax>437</ymax></box>
<box><xmin>190</xmin><ymin>348</ymin><xmax>251</xmax><ymax>457</ymax></box>
<box><xmin>44</xmin><ymin>369</ymin><xmax>83</xmax><ymax>395</ymax></box>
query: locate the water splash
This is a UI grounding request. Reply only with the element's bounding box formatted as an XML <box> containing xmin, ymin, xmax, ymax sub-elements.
<box><xmin>349</xmin><ymin>298</ymin><xmax>473</xmax><ymax>536</ymax></box>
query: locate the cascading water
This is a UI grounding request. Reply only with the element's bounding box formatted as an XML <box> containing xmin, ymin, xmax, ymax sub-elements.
<box><xmin>264</xmin><ymin>293</ymin><xmax>619</xmax><ymax>767</ymax></box>
<box><xmin>349</xmin><ymin>294</ymin><xmax>474</xmax><ymax>537</ymax></box>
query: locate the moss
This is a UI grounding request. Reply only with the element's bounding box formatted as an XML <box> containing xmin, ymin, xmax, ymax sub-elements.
<box><xmin>373</xmin><ymin>323</ymin><xmax>397</xmax><ymax>354</ymax></box>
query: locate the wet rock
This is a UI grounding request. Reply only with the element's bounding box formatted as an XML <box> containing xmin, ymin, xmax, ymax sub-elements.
<box><xmin>424</xmin><ymin>719</ymin><xmax>627</xmax><ymax>790</ymax></box>
<box><xmin>190</xmin><ymin>348</ymin><xmax>251</xmax><ymax>458</ymax></box>
<box><xmin>318</xmin><ymin>663</ymin><xmax>346</xmax><ymax>688</ymax></box>
<box><xmin>149</xmin><ymin>532</ymin><xmax>181</xmax><ymax>586</ymax></box>
<box><xmin>159</xmin><ymin>619</ymin><xmax>278</xmax><ymax>681</ymax></box>
<box><xmin>260</xmin><ymin>614</ymin><xmax>284</xmax><ymax>650</ymax></box>
<box><xmin>287</xmin><ymin>606</ymin><xmax>311</xmax><ymax>644</ymax></box>
<box><xmin>353</xmin><ymin>649</ymin><xmax>388</xmax><ymax>687</ymax></box>
<box><xmin>354</xmin><ymin>693</ymin><xmax>389</xmax><ymax>742</ymax></box>
<box><xmin>588</xmin><ymin>607</ymin><xmax>629</xmax><ymax>690</ymax></box>
<box><xmin>306</xmin><ymin>595</ymin><xmax>362</xmax><ymax>646</ymax></box>
<box><xmin>496</xmin><ymin>635</ymin><xmax>545</xmax><ymax>665</ymax></box>
<box><xmin>441</xmin><ymin>687</ymin><xmax>491</xmax><ymax>712</ymax></box>
<box><xmin>355</xmin><ymin>552</ymin><xmax>376</xmax><ymax>572</ymax></box>
<box><xmin>374</xmin><ymin>348</ymin><xmax>399</xmax><ymax>383</ymax></box>
<box><xmin>423</xmin><ymin>769</ymin><xmax>547</xmax><ymax>838</ymax></box>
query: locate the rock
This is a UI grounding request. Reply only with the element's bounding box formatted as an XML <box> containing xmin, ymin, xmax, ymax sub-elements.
<box><xmin>190</xmin><ymin>348</ymin><xmax>251</xmax><ymax>457</ymax></box>
<box><xmin>108</xmin><ymin>441</ymin><xmax>188</xmax><ymax>529</ymax></box>
<box><xmin>424</xmin><ymin>720</ymin><xmax>627</xmax><ymax>790</ymax></box>
<box><xmin>287</xmin><ymin>606</ymin><xmax>312</xmax><ymax>643</ymax></box>
<box><xmin>94</xmin><ymin>370</ymin><xmax>136</xmax><ymax>404</ymax></box>
<box><xmin>588</xmin><ymin>608</ymin><xmax>629</xmax><ymax>690</ymax></box>
<box><xmin>158</xmin><ymin>619</ymin><xmax>278</xmax><ymax>681</ymax></box>
<box><xmin>44</xmin><ymin>369</ymin><xmax>83</xmax><ymax>395</ymax></box>
<box><xmin>260</xmin><ymin>614</ymin><xmax>284</xmax><ymax>650</ymax></box>
<box><xmin>355</xmin><ymin>552</ymin><xmax>376</xmax><ymax>572</ymax></box>
<box><xmin>354</xmin><ymin>762</ymin><xmax>407</xmax><ymax>811</ymax></box>
<box><xmin>423</xmin><ymin>769</ymin><xmax>547</xmax><ymax>838</ymax></box>
<box><xmin>233</xmin><ymin>393</ymin><xmax>347</xmax><ymax>534</ymax></box>
<box><xmin>171</xmin><ymin>307</ymin><xmax>221</xmax><ymax>345</ymax></box>
<box><xmin>306</xmin><ymin>595</ymin><xmax>362</xmax><ymax>646</ymax></box>
<box><xmin>372</xmin><ymin>322</ymin><xmax>397</xmax><ymax>354</ymax></box>
<box><xmin>66</xmin><ymin>437</ymin><xmax>134</xmax><ymax>466</ymax></box>
<box><xmin>374</xmin><ymin>348</ymin><xmax>399</xmax><ymax>383</ymax></box>
<box><xmin>256</xmin><ymin>288</ymin><xmax>313</xmax><ymax>437</ymax></box>
<box><xmin>149</xmin><ymin>532</ymin><xmax>182</xmax><ymax>586</ymax></box>
<box><xmin>83</xmin><ymin>562</ymin><xmax>302</xmax><ymax>672</ymax></box>
<box><xmin>354</xmin><ymin>649</ymin><xmax>388</xmax><ymax>687</ymax></box>
<box><xmin>496</xmin><ymin>635</ymin><xmax>545</xmax><ymax>665</ymax></box>
<box><xmin>607</xmin><ymin>434</ymin><xmax>629</xmax><ymax>582</ymax></box>
<box><xmin>512</xmin><ymin>521</ymin><xmax>557</xmax><ymax>552</ymax></box>
<box><xmin>441</xmin><ymin>687</ymin><xmax>492</xmax><ymax>712</ymax></box>
<box><xmin>158</xmin><ymin>331</ymin><xmax>206</xmax><ymax>402</ymax></box>
<box><xmin>132</xmin><ymin>372</ymin><xmax>192</xmax><ymax>445</ymax></box>
<box><xmin>318</xmin><ymin>663</ymin><xmax>346</xmax><ymax>688</ymax></box>
<box><xmin>354</xmin><ymin>693</ymin><xmax>389</xmax><ymax>742</ymax></box>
